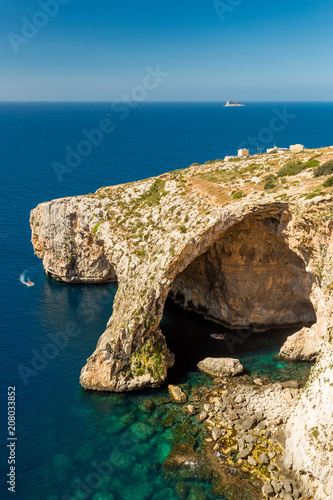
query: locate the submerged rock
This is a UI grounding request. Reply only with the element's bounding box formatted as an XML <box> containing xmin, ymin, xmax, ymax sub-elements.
<box><xmin>248</xmin><ymin>456</ymin><xmax>257</xmax><ymax>466</ymax></box>
<box><xmin>162</xmin><ymin>408</ymin><xmax>179</xmax><ymax>428</ymax></box>
<box><xmin>175</xmin><ymin>481</ymin><xmax>189</xmax><ymax>500</ymax></box>
<box><xmin>188</xmin><ymin>485</ymin><xmax>207</xmax><ymax>500</ymax></box>
<box><xmin>139</xmin><ymin>398</ymin><xmax>156</xmax><ymax>413</ymax></box>
<box><xmin>130</xmin><ymin>422</ymin><xmax>154</xmax><ymax>442</ymax></box>
<box><xmin>197</xmin><ymin>358</ymin><xmax>243</xmax><ymax>377</ymax></box>
<box><xmin>162</xmin><ymin>444</ymin><xmax>198</xmax><ymax>480</ymax></box>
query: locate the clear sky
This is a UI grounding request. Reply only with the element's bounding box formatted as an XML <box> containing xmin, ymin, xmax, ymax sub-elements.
<box><xmin>1</xmin><ymin>0</ymin><xmax>333</xmax><ymax>101</ymax></box>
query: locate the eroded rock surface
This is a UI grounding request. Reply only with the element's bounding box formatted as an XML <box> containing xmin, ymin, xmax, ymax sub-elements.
<box><xmin>171</xmin><ymin>216</ymin><xmax>316</xmax><ymax>330</ymax></box>
<box><xmin>197</xmin><ymin>357</ymin><xmax>244</xmax><ymax>377</ymax></box>
<box><xmin>168</xmin><ymin>385</ymin><xmax>187</xmax><ymax>404</ymax></box>
<box><xmin>31</xmin><ymin>147</ymin><xmax>333</xmax><ymax>498</ymax></box>
<box><xmin>279</xmin><ymin>325</ymin><xmax>320</xmax><ymax>361</ymax></box>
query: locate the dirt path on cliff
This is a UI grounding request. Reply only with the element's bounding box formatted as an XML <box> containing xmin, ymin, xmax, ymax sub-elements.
<box><xmin>186</xmin><ymin>177</ymin><xmax>230</xmax><ymax>206</ymax></box>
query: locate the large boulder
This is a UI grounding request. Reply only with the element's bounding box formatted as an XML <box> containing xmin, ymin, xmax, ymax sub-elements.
<box><xmin>279</xmin><ymin>326</ymin><xmax>319</xmax><ymax>361</ymax></box>
<box><xmin>168</xmin><ymin>385</ymin><xmax>187</xmax><ymax>404</ymax></box>
<box><xmin>197</xmin><ymin>357</ymin><xmax>243</xmax><ymax>377</ymax></box>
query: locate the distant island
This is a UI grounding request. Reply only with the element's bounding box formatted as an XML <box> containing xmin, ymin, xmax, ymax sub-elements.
<box><xmin>225</xmin><ymin>100</ymin><xmax>245</xmax><ymax>107</ymax></box>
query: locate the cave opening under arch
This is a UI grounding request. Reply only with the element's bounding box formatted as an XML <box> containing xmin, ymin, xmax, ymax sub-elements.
<box><xmin>161</xmin><ymin>213</ymin><xmax>317</xmax><ymax>383</ymax></box>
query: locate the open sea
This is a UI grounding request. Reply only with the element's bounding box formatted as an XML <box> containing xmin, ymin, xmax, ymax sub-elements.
<box><xmin>1</xmin><ymin>102</ymin><xmax>332</xmax><ymax>500</ymax></box>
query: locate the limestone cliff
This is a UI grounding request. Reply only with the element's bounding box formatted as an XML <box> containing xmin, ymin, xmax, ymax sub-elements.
<box><xmin>31</xmin><ymin>147</ymin><xmax>333</xmax><ymax>498</ymax></box>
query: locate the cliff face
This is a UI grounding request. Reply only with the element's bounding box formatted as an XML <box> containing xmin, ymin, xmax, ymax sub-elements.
<box><xmin>31</xmin><ymin>148</ymin><xmax>333</xmax><ymax>498</ymax></box>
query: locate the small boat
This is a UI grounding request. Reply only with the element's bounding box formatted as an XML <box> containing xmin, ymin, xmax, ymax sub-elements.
<box><xmin>26</xmin><ymin>281</ymin><xmax>35</xmax><ymax>287</ymax></box>
<box><xmin>210</xmin><ymin>333</ymin><xmax>225</xmax><ymax>340</ymax></box>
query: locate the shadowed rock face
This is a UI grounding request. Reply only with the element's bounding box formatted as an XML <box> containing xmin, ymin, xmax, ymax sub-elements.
<box><xmin>171</xmin><ymin>215</ymin><xmax>316</xmax><ymax>330</ymax></box>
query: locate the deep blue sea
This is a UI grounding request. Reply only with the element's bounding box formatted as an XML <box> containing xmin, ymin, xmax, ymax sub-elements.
<box><xmin>1</xmin><ymin>102</ymin><xmax>332</xmax><ymax>500</ymax></box>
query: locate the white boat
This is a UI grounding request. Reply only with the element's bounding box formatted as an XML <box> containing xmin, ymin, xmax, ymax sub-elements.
<box><xmin>210</xmin><ymin>333</ymin><xmax>225</xmax><ymax>340</ymax></box>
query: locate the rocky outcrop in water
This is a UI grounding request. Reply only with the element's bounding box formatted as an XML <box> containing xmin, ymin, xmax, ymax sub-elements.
<box><xmin>197</xmin><ymin>357</ymin><xmax>244</xmax><ymax>377</ymax></box>
<box><xmin>31</xmin><ymin>147</ymin><xmax>333</xmax><ymax>498</ymax></box>
<box><xmin>279</xmin><ymin>325</ymin><xmax>320</xmax><ymax>361</ymax></box>
<box><xmin>168</xmin><ymin>385</ymin><xmax>187</xmax><ymax>404</ymax></box>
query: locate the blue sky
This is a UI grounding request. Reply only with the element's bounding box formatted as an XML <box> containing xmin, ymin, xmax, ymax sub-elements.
<box><xmin>1</xmin><ymin>0</ymin><xmax>333</xmax><ymax>101</ymax></box>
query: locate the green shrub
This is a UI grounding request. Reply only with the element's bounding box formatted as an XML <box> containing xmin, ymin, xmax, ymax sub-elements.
<box><xmin>232</xmin><ymin>191</ymin><xmax>243</xmax><ymax>199</ymax></box>
<box><xmin>264</xmin><ymin>175</ymin><xmax>277</xmax><ymax>190</ymax></box>
<box><xmin>92</xmin><ymin>222</ymin><xmax>101</xmax><ymax>233</ymax></box>
<box><xmin>314</xmin><ymin>160</ymin><xmax>333</xmax><ymax>177</ymax></box>
<box><xmin>305</xmin><ymin>189</ymin><xmax>325</xmax><ymax>199</ymax></box>
<box><xmin>136</xmin><ymin>249</ymin><xmax>146</xmax><ymax>258</ymax></box>
<box><xmin>140</xmin><ymin>179</ymin><xmax>166</xmax><ymax>206</ymax></box>
<box><xmin>305</xmin><ymin>158</ymin><xmax>320</xmax><ymax>169</ymax></box>
<box><xmin>179</xmin><ymin>225</ymin><xmax>187</xmax><ymax>233</ymax></box>
<box><xmin>278</xmin><ymin>158</ymin><xmax>320</xmax><ymax>177</ymax></box>
<box><xmin>323</xmin><ymin>176</ymin><xmax>333</xmax><ymax>187</ymax></box>
<box><xmin>277</xmin><ymin>160</ymin><xmax>303</xmax><ymax>177</ymax></box>
<box><xmin>243</xmin><ymin>163</ymin><xmax>260</xmax><ymax>173</ymax></box>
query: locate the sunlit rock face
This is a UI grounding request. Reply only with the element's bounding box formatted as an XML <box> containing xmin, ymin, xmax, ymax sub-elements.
<box><xmin>279</xmin><ymin>325</ymin><xmax>320</xmax><ymax>361</ymax></box>
<box><xmin>31</xmin><ymin>201</ymin><xmax>117</xmax><ymax>283</ymax></box>
<box><xmin>171</xmin><ymin>215</ymin><xmax>316</xmax><ymax>331</ymax></box>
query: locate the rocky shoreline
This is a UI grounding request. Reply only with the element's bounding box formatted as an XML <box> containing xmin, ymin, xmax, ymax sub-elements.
<box><xmin>165</xmin><ymin>374</ymin><xmax>308</xmax><ymax>499</ymax></box>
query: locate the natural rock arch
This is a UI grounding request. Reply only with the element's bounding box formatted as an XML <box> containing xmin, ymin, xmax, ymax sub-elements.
<box><xmin>78</xmin><ymin>204</ymin><xmax>320</xmax><ymax>393</ymax></box>
<box><xmin>30</xmin><ymin>161</ymin><xmax>333</xmax><ymax>499</ymax></box>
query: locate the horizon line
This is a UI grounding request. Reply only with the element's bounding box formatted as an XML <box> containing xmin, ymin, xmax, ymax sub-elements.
<box><xmin>1</xmin><ymin>100</ymin><xmax>333</xmax><ymax>104</ymax></box>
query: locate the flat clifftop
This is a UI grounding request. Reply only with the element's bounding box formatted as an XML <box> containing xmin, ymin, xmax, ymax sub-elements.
<box><xmin>30</xmin><ymin>147</ymin><xmax>333</xmax><ymax>499</ymax></box>
<box><xmin>30</xmin><ymin>146</ymin><xmax>333</xmax><ymax>285</ymax></box>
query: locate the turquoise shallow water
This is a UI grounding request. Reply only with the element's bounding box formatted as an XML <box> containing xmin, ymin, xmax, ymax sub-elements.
<box><xmin>162</xmin><ymin>297</ymin><xmax>313</xmax><ymax>386</ymax></box>
<box><xmin>0</xmin><ymin>102</ymin><xmax>320</xmax><ymax>499</ymax></box>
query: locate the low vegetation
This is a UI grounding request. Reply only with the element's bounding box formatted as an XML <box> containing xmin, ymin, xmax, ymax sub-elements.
<box><xmin>277</xmin><ymin>158</ymin><xmax>320</xmax><ymax>177</ymax></box>
<box><xmin>92</xmin><ymin>222</ymin><xmax>101</xmax><ymax>233</ymax></box>
<box><xmin>140</xmin><ymin>179</ymin><xmax>166</xmax><ymax>206</ymax></box>
<box><xmin>232</xmin><ymin>191</ymin><xmax>243</xmax><ymax>200</ymax></box>
<box><xmin>264</xmin><ymin>175</ymin><xmax>277</xmax><ymax>190</ymax></box>
<box><xmin>314</xmin><ymin>159</ymin><xmax>333</xmax><ymax>178</ymax></box>
<box><xmin>323</xmin><ymin>176</ymin><xmax>333</xmax><ymax>188</ymax></box>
